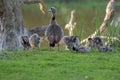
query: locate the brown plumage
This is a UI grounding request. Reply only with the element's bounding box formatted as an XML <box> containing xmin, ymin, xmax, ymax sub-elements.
<box><xmin>45</xmin><ymin>7</ymin><xmax>64</xmax><ymax>50</ymax></box>
<box><xmin>86</xmin><ymin>36</ymin><xmax>104</xmax><ymax>47</ymax></box>
<box><xmin>87</xmin><ymin>36</ymin><xmax>112</xmax><ymax>52</ymax></box>
<box><xmin>28</xmin><ymin>26</ymin><xmax>48</xmax><ymax>37</ymax></box>
<box><xmin>29</xmin><ymin>33</ymin><xmax>40</xmax><ymax>49</ymax></box>
<box><xmin>20</xmin><ymin>35</ymin><xmax>31</xmax><ymax>50</ymax></box>
<box><xmin>97</xmin><ymin>44</ymin><xmax>112</xmax><ymax>52</ymax></box>
<box><xmin>63</xmin><ymin>36</ymin><xmax>80</xmax><ymax>51</ymax></box>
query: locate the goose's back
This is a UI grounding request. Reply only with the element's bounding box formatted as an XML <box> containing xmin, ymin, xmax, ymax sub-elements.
<box><xmin>45</xmin><ymin>24</ymin><xmax>64</xmax><ymax>40</ymax></box>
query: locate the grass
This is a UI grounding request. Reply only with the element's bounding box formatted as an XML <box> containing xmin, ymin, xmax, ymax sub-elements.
<box><xmin>0</xmin><ymin>49</ymin><xmax>120</xmax><ymax>80</ymax></box>
<box><xmin>1</xmin><ymin>1</ymin><xmax>119</xmax><ymax>79</ymax></box>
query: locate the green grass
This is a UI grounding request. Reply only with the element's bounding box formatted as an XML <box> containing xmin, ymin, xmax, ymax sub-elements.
<box><xmin>0</xmin><ymin>49</ymin><xmax>120</xmax><ymax>80</ymax></box>
<box><xmin>5</xmin><ymin>2</ymin><xmax>119</xmax><ymax>79</ymax></box>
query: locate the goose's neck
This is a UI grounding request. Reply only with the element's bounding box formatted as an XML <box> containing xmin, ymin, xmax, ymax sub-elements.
<box><xmin>50</xmin><ymin>15</ymin><xmax>56</xmax><ymax>24</ymax></box>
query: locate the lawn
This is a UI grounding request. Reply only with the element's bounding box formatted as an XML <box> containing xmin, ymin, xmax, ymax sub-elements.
<box><xmin>0</xmin><ymin>49</ymin><xmax>120</xmax><ymax>80</ymax></box>
<box><xmin>0</xmin><ymin>1</ymin><xmax>120</xmax><ymax>80</ymax></box>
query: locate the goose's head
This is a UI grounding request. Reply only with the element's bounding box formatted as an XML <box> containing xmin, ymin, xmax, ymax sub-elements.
<box><xmin>48</xmin><ymin>7</ymin><xmax>56</xmax><ymax>16</ymax></box>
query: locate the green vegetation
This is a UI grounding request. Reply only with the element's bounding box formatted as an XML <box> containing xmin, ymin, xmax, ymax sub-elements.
<box><xmin>22</xmin><ymin>1</ymin><xmax>120</xmax><ymax>39</ymax></box>
<box><xmin>0</xmin><ymin>49</ymin><xmax>120</xmax><ymax>80</ymax></box>
<box><xmin>0</xmin><ymin>1</ymin><xmax>120</xmax><ymax>80</ymax></box>
<box><xmin>22</xmin><ymin>1</ymin><xmax>107</xmax><ymax>38</ymax></box>
<box><xmin>22</xmin><ymin>1</ymin><xmax>120</xmax><ymax>47</ymax></box>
